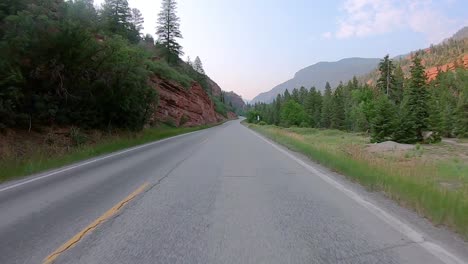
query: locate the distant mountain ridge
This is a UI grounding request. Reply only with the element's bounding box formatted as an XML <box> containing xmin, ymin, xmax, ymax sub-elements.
<box><xmin>251</xmin><ymin>58</ymin><xmax>380</xmax><ymax>103</ymax></box>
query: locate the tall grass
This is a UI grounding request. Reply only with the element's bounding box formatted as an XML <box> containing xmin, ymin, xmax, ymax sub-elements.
<box><xmin>147</xmin><ymin>60</ymin><xmax>193</xmax><ymax>88</ymax></box>
<box><xmin>247</xmin><ymin>123</ymin><xmax>468</xmax><ymax>239</ymax></box>
<box><xmin>0</xmin><ymin>124</ymin><xmax>216</xmax><ymax>183</ymax></box>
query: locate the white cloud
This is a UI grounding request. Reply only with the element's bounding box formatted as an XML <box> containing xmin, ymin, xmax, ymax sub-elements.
<box><xmin>333</xmin><ymin>0</ymin><xmax>462</xmax><ymax>44</ymax></box>
<box><xmin>321</xmin><ymin>32</ymin><xmax>333</xmax><ymax>39</ymax></box>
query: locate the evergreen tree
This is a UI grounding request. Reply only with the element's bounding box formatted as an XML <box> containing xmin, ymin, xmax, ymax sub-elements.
<box><xmin>321</xmin><ymin>82</ymin><xmax>333</xmax><ymax>128</ymax></box>
<box><xmin>101</xmin><ymin>0</ymin><xmax>138</xmax><ymax>42</ymax></box>
<box><xmin>130</xmin><ymin>8</ymin><xmax>144</xmax><ymax>35</ymax></box>
<box><xmin>273</xmin><ymin>94</ymin><xmax>282</xmax><ymax>125</ymax></box>
<box><xmin>396</xmin><ymin>56</ymin><xmax>429</xmax><ymax>143</ymax></box>
<box><xmin>156</xmin><ymin>0</ymin><xmax>183</xmax><ymax>60</ymax></box>
<box><xmin>193</xmin><ymin>56</ymin><xmax>205</xmax><ymax>74</ymax></box>
<box><xmin>377</xmin><ymin>55</ymin><xmax>396</xmax><ymax>96</ymax></box>
<box><xmin>343</xmin><ymin>81</ymin><xmax>355</xmax><ymax>130</ymax></box>
<box><xmin>283</xmin><ymin>89</ymin><xmax>291</xmax><ymax>102</ymax></box>
<box><xmin>299</xmin><ymin>86</ymin><xmax>308</xmax><ymax>105</ymax></box>
<box><xmin>305</xmin><ymin>87</ymin><xmax>322</xmax><ymax>127</ymax></box>
<box><xmin>291</xmin><ymin>88</ymin><xmax>300</xmax><ymax>103</ymax></box>
<box><xmin>392</xmin><ymin>64</ymin><xmax>405</xmax><ymax>104</ymax></box>
<box><xmin>455</xmin><ymin>87</ymin><xmax>468</xmax><ymax>137</ymax></box>
<box><xmin>370</xmin><ymin>96</ymin><xmax>396</xmax><ymax>142</ymax></box>
<box><xmin>331</xmin><ymin>83</ymin><xmax>346</xmax><ymax>130</ymax></box>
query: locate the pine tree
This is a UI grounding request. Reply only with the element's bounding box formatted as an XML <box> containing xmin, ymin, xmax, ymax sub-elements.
<box><xmin>392</xmin><ymin>64</ymin><xmax>405</xmax><ymax>104</ymax></box>
<box><xmin>331</xmin><ymin>83</ymin><xmax>345</xmax><ymax>130</ymax></box>
<box><xmin>455</xmin><ymin>88</ymin><xmax>468</xmax><ymax>137</ymax></box>
<box><xmin>130</xmin><ymin>8</ymin><xmax>144</xmax><ymax>35</ymax></box>
<box><xmin>283</xmin><ymin>89</ymin><xmax>291</xmax><ymax>102</ymax></box>
<box><xmin>299</xmin><ymin>86</ymin><xmax>308</xmax><ymax>105</ymax></box>
<box><xmin>101</xmin><ymin>0</ymin><xmax>135</xmax><ymax>40</ymax></box>
<box><xmin>321</xmin><ymin>82</ymin><xmax>333</xmax><ymax>128</ymax></box>
<box><xmin>427</xmin><ymin>83</ymin><xmax>443</xmax><ymax>135</ymax></box>
<box><xmin>156</xmin><ymin>0</ymin><xmax>183</xmax><ymax>60</ymax></box>
<box><xmin>396</xmin><ymin>56</ymin><xmax>429</xmax><ymax>143</ymax></box>
<box><xmin>304</xmin><ymin>86</ymin><xmax>322</xmax><ymax>127</ymax></box>
<box><xmin>193</xmin><ymin>56</ymin><xmax>205</xmax><ymax>75</ymax></box>
<box><xmin>377</xmin><ymin>55</ymin><xmax>396</xmax><ymax>96</ymax></box>
<box><xmin>291</xmin><ymin>88</ymin><xmax>300</xmax><ymax>103</ymax></box>
<box><xmin>273</xmin><ymin>94</ymin><xmax>282</xmax><ymax>125</ymax></box>
<box><xmin>370</xmin><ymin>96</ymin><xmax>396</xmax><ymax>142</ymax></box>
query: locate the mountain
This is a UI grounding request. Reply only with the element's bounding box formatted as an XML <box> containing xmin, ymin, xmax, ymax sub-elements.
<box><xmin>448</xmin><ymin>26</ymin><xmax>468</xmax><ymax>41</ymax></box>
<box><xmin>224</xmin><ymin>91</ymin><xmax>246</xmax><ymax>114</ymax></box>
<box><xmin>251</xmin><ymin>58</ymin><xmax>380</xmax><ymax>103</ymax></box>
<box><xmin>362</xmin><ymin>26</ymin><xmax>468</xmax><ymax>85</ymax></box>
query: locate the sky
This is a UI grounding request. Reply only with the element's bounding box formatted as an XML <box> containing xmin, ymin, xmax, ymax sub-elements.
<box><xmin>94</xmin><ymin>0</ymin><xmax>468</xmax><ymax>100</ymax></box>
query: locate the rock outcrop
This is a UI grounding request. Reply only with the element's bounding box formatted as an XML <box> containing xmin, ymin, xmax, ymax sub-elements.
<box><xmin>425</xmin><ymin>54</ymin><xmax>468</xmax><ymax>81</ymax></box>
<box><xmin>149</xmin><ymin>76</ymin><xmax>225</xmax><ymax>127</ymax></box>
<box><xmin>224</xmin><ymin>91</ymin><xmax>246</xmax><ymax>111</ymax></box>
<box><xmin>207</xmin><ymin>78</ymin><xmax>222</xmax><ymax>98</ymax></box>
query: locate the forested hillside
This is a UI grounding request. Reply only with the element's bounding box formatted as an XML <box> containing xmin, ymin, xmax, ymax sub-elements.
<box><xmin>362</xmin><ymin>27</ymin><xmax>468</xmax><ymax>85</ymax></box>
<box><xmin>251</xmin><ymin>58</ymin><xmax>380</xmax><ymax>103</ymax></box>
<box><xmin>0</xmin><ymin>0</ymin><xmax>237</xmax><ymax>132</ymax></box>
<box><xmin>247</xmin><ymin>31</ymin><xmax>468</xmax><ymax>143</ymax></box>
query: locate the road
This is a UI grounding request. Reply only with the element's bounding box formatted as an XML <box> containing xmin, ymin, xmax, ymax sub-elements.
<box><xmin>0</xmin><ymin>120</ymin><xmax>466</xmax><ymax>264</ymax></box>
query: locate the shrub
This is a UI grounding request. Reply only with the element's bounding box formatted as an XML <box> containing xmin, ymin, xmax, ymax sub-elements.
<box><xmin>147</xmin><ymin>60</ymin><xmax>193</xmax><ymax>89</ymax></box>
<box><xmin>70</xmin><ymin>127</ymin><xmax>87</xmax><ymax>146</ymax></box>
<box><xmin>0</xmin><ymin>5</ymin><xmax>157</xmax><ymax>131</ymax></box>
<box><xmin>258</xmin><ymin>121</ymin><xmax>267</xmax><ymax>126</ymax></box>
<box><xmin>280</xmin><ymin>100</ymin><xmax>308</xmax><ymax>127</ymax></box>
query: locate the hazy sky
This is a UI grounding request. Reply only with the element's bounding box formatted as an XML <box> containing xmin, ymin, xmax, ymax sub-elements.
<box><xmin>94</xmin><ymin>0</ymin><xmax>467</xmax><ymax>100</ymax></box>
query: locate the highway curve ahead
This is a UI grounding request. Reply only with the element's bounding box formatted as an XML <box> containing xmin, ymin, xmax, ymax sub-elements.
<box><xmin>0</xmin><ymin>119</ymin><xmax>467</xmax><ymax>264</ymax></box>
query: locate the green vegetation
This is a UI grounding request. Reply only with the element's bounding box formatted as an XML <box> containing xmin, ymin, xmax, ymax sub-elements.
<box><xmin>0</xmin><ymin>0</ymin><xmax>234</xmax><ymax>131</ymax></box>
<box><xmin>361</xmin><ymin>36</ymin><xmax>468</xmax><ymax>83</ymax></box>
<box><xmin>247</xmin><ymin>54</ymin><xmax>468</xmax><ymax>143</ymax></box>
<box><xmin>0</xmin><ymin>0</ymin><xmax>157</xmax><ymax>131</ymax></box>
<box><xmin>0</xmin><ymin>124</ymin><xmax>218</xmax><ymax>183</ymax></box>
<box><xmin>246</xmin><ymin>123</ymin><xmax>468</xmax><ymax>238</ymax></box>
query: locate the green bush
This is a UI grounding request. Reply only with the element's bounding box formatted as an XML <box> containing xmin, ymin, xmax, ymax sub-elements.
<box><xmin>147</xmin><ymin>60</ymin><xmax>193</xmax><ymax>89</ymax></box>
<box><xmin>280</xmin><ymin>100</ymin><xmax>308</xmax><ymax>127</ymax></box>
<box><xmin>258</xmin><ymin>121</ymin><xmax>267</xmax><ymax>126</ymax></box>
<box><xmin>0</xmin><ymin>2</ymin><xmax>157</xmax><ymax>131</ymax></box>
<box><xmin>213</xmin><ymin>97</ymin><xmax>227</xmax><ymax>117</ymax></box>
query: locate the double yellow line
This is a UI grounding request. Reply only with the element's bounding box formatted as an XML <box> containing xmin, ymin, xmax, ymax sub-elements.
<box><xmin>43</xmin><ymin>182</ymin><xmax>150</xmax><ymax>264</ymax></box>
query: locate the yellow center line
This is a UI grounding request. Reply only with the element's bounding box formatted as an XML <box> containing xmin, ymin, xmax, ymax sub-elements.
<box><xmin>43</xmin><ymin>182</ymin><xmax>150</xmax><ymax>264</ymax></box>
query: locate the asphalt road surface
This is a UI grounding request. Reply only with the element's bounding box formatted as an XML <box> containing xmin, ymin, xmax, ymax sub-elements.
<box><xmin>0</xmin><ymin>120</ymin><xmax>466</xmax><ymax>264</ymax></box>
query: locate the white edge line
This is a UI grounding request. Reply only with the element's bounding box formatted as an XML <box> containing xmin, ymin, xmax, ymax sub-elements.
<box><xmin>247</xmin><ymin>128</ymin><xmax>465</xmax><ymax>264</ymax></box>
<box><xmin>0</xmin><ymin>130</ymin><xmax>204</xmax><ymax>193</ymax></box>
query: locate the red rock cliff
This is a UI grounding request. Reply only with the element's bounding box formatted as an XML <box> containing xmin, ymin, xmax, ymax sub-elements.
<box><xmin>149</xmin><ymin>76</ymin><xmax>225</xmax><ymax>127</ymax></box>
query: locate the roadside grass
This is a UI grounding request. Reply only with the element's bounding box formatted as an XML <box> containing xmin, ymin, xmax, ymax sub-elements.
<box><xmin>246</xmin><ymin>123</ymin><xmax>468</xmax><ymax>239</ymax></box>
<box><xmin>0</xmin><ymin>124</ymin><xmax>217</xmax><ymax>183</ymax></box>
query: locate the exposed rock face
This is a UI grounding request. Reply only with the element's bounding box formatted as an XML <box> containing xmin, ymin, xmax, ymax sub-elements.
<box><xmin>425</xmin><ymin>54</ymin><xmax>468</xmax><ymax>81</ymax></box>
<box><xmin>207</xmin><ymin>78</ymin><xmax>222</xmax><ymax>98</ymax></box>
<box><xmin>149</xmin><ymin>76</ymin><xmax>225</xmax><ymax>127</ymax></box>
<box><xmin>224</xmin><ymin>91</ymin><xmax>246</xmax><ymax>111</ymax></box>
<box><xmin>227</xmin><ymin>112</ymin><xmax>238</xmax><ymax>119</ymax></box>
